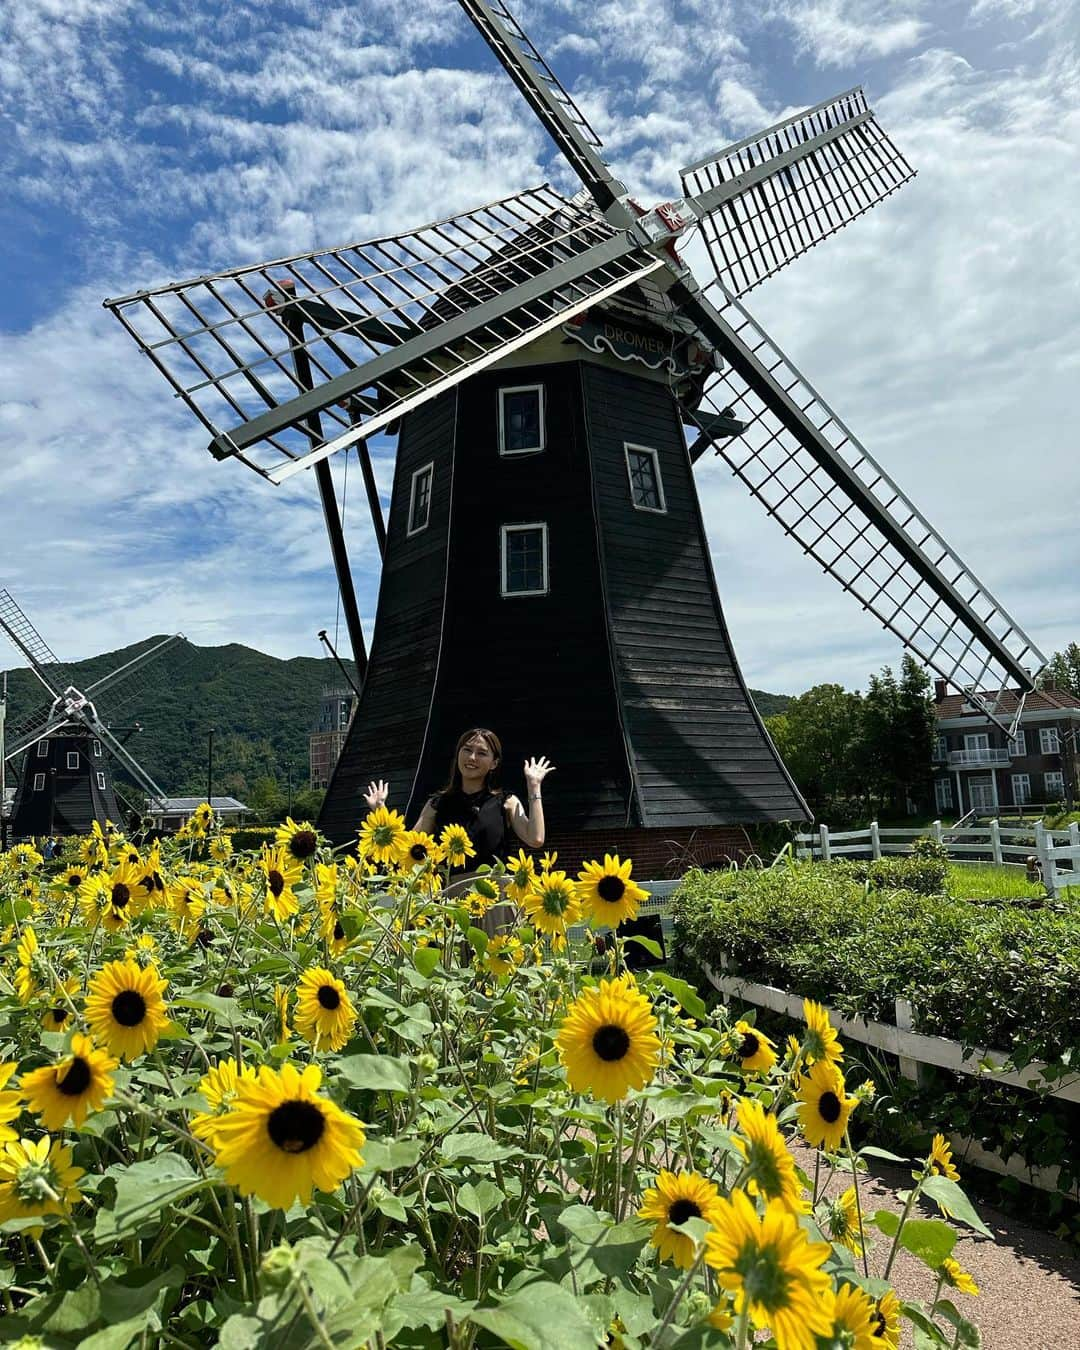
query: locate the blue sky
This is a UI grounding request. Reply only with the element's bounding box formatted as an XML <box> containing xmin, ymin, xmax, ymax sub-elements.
<box><xmin>1</xmin><ymin>0</ymin><xmax>1077</xmax><ymax>696</ymax></box>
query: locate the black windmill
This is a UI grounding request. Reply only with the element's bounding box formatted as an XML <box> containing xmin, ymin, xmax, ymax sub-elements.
<box><xmin>105</xmin><ymin>0</ymin><xmax>1044</xmax><ymax>867</ymax></box>
<box><xmin>0</xmin><ymin>590</ymin><xmax>181</xmax><ymax>838</ymax></box>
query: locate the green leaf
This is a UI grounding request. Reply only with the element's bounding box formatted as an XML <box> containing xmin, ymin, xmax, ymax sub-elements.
<box><xmin>361</xmin><ymin>1138</ymin><xmax>424</xmax><ymax>1173</ymax></box>
<box><xmin>176</xmin><ymin>991</ymin><xmax>241</xmax><ymax>1025</ymax></box>
<box><xmin>935</xmin><ymin>1299</ymin><xmax>982</xmax><ymax>1348</ymax></box>
<box><xmin>898</xmin><ymin>1218</ymin><xmax>956</xmax><ymax>1269</ymax></box>
<box><xmin>650</xmin><ymin>972</ymin><xmax>707</xmax><ymax>1021</ymax></box>
<box><xmin>920</xmin><ymin>1176</ymin><xmax>992</xmax><ymax>1237</ymax></box>
<box><xmin>873</xmin><ymin>1209</ymin><xmax>899</xmax><ymax>1237</ymax></box>
<box><xmin>373</xmin><ymin>1189</ymin><xmax>409</xmax><ymax>1222</ymax></box>
<box><xmin>626</xmin><ymin>934</ymin><xmax>663</xmax><ymax>959</ymax></box>
<box><xmin>470</xmin><ymin>1282</ymin><xmax>602</xmax><ymax>1350</ymax></box>
<box><xmin>335</xmin><ymin>1053</ymin><xmax>412</xmax><ymax>1094</ymax></box>
<box><xmin>413</xmin><ymin>947</ymin><xmax>441</xmax><ymax>979</ymax></box>
<box><xmin>441</xmin><ymin>1132</ymin><xmax>518</xmax><ymax>1163</ymax></box>
<box><xmin>458</xmin><ymin>1179</ymin><xmax>506</xmax><ymax>1218</ymax></box>
<box><xmin>388</xmin><ymin>1284</ymin><xmax>475</xmax><ymax>1332</ymax></box>
<box><xmin>99</xmin><ymin>1267</ymin><xmax>185</xmax><ymax>1324</ymax></box>
<box><xmin>94</xmin><ymin>1154</ymin><xmax>209</xmax><ymax>1243</ymax></box>
<box><xmin>859</xmin><ymin>1146</ymin><xmax>910</xmax><ymax>1164</ymax></box>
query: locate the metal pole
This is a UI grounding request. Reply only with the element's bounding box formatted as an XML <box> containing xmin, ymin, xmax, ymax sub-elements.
<box><xmin>48</xmin><ymin>766</ymin><xmax>56</xmax><ymax>836</ymax></box>
<box><xmin>345</xmin><ymin>398</ymin><xmax>387</xmax><ymax>558</ymax></box>
<box><xmin>317</xmin><ymin>629</ymin><xmax>362</xmax><ymax>700</ymax></box>
<box><xmin>207</xmin><ymin>728</ymin><xmax>214</xmax><ymax>806</ymax></box>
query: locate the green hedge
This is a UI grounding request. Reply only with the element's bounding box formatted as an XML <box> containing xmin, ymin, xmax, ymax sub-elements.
<box><xmin>671</xmin><ymin>862</ymin><xmax>1080</xmax><ymax>1066</ymax></box>
<box><xmin>829</xmin><ymin>854</ymin><xmax>948</xmax><ymax>894</ymax></box>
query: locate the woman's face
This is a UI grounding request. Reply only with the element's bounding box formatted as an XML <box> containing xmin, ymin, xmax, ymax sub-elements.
<box><xmin>458</xmin><ymin>736</ymin><xmax>497</xmax><ymax>781</ymax></box>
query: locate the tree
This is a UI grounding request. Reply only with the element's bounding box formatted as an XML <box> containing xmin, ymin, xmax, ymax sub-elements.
<box><xmin>1039</xmin><ymin>643</ymin><xmax>1080</xmax><ymax>699</ymax></box>
<box><xmin>766</xmin><ymin>684</ymin><xmax>863</xmax><ymax>820</ymax></box>
<box><xmin>248</xmin><ymin>776</ymin><xmax>285</xmax><ymax>822</ymax></box>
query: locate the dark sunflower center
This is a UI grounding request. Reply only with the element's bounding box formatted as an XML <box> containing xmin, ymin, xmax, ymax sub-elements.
<box><xmin>818</xmin><ymin>1090</ymin><xmax>842</xmax><ymax>1124</ymax></box>
<box><xmin>668</xmin><ymin>1198</ymin><xmax>702</xmax><ymax>1226</ymax></box>
<box><xmin>267</xmin><ymin>1099</ymin><xmax>326</xmax><ymax>1153</ymax></box>
<box><xmin>268</xmin><ymin>869</ymin><xmax>285</xmax><ymax>897</ymax></box>
<box><xmin>869</xmin><ymin>1311</ymin><xmax>887</xmax><ymax>1338</ymax></box>
<box><xmin>739</xmin><ymin>1032</ymin><xmax>760</xmax><ymax>1060</ymax></box>
<box><xmin>50</xmin><ymin>1005</ymin><xmax>69</xmax><ymax>1024</ymax></box>
<box><xmin>68</xmin><ymin>874</ymin><xmax>83</xmax><ymax>888</ymax></box>
<box><xmin>112</xmin><ymin>989</ymin><xmax>147</xmax><ymax>1027</ymax></box>
<box><xmin>58</xmin><ymin>1057</ymin><xmax>92</xmax><ymax>1096</ymax></box>
<box><xmin>597</xmin><ymin>875</ymin><xmax>626</xmax><ymax>902</ymax></box>
<box><xmin>290</xmin><ymin>830</ymin><xmax>318</xmax><ymax>859</ymax></box>
<box><xmin>111</xmin><ymin>882</ymin><xmax>131</xmax><ymax>908</ymax></box>
<box><xmin>333</xmin><ymin>921</ymin><xmax>345</xmax><ymax>940</ymax></box>
<box><xmin>592</xmin><ymin>1024</ymin><xmax>631</xmax><ymax>1062</ymax></box>
<box><xmin>317</xmin><ymin>984</ymin><xmax>341</xmax><ymax>1010</ymax></box>
<box><xmin>409</xmin><ymin>843</ymin><xmax>428</xmax><ymax>861</ymax></box>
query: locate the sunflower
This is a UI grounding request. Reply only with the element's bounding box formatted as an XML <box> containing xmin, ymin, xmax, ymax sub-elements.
<box><xmin>575</xmin><ymin>854</ymin><xmax>648</xmax><ymax>927</ymax></box>
<box><xmin>832</xmin><ymin>1283</ymin><xmax>878</xmax><ymax>1350</ymax></box>
<box><xmin>940</xmin><ymin>1256</ymin><xmax>979</xmax><ymax>1295</ymax></box>
<box><xmin>191</xmin><ymin>1057</ymin><xmax>258</xmax><ymax>1144</ymax></box>
<box><xmin>21</xmin><ymin>1034</ymin><xmax>117</xmax><ymax>1130</ymax></box>
<box><xmin>78</xmin><ymin>832</ymin><xmax>107</xmax><ymax>867</ymax></box>
<box><xmin>802</xmin><ymin>998</ymin><xmax>843</xmax><ymax>1065</ymax></box>
<box><xmin>192</xmin><ymin>801</ymin><xmax>214</xmax><ymax>831</ymax></box>
<box><xmin>822</xmin><ymin>1184</ymin><xmax>864</xmax><ymax>1258</ymax></box>
<box><xmin>927</xmin><ymin>1133</ymin><xmax>959</xmax><ymax>1181</ymax></box>
<box><xmin>273</xmin><ymin>984</ymin><xmax>292</xmax><ymax>1044</ymax></box>
<box><xmin>211</xmin><ymin>1062</ymin><xmax>365</xmax><ymax>1210</ymax></box>
<box><xmin>41</xmin><ymin>978</ymin><xmax>80</xmax><ymax>1034</ymax></box>
<box><xmin>294</xmin><ymin>967</ymin><xmax>357</xmax><ymax>1052</ymax></box>
<box><xmin>276</xmin><ymin>816</ymin><xmax>321</xmax><ymax>862</ymax></box>
<box><xmin>358</xmin><ymin>806</ymin><xmax>409</xmax><ymax>866</ymax></box>
<box><xmin>15</xmin><ymin>926</ymin><xmax>40</xmax><ymax>1004</ymax></box>
<box><xmin>505</xmin><ymin>849</ymin><xmax>538</xmax><ymax>903</ymax></box>
<box><xmin>483</xmin><ymin>935</ymin><xmax>523</xmax><ymax>977</ymax></box>
<box><xmin>137</xmin><ymin>841</ymin><xmax>167</xmax><ymax>901</ymax></box>
<box><xmin>85</xmin><ymin>959</ymin><xmax>169</xmax><ymax>1061</ymax></box>
<box><xmin>438</xmin><ymin>822</ymin><xmax>476</xmax><ymax>869</ymax></box>
<box><xmin>703</xmin><ymin>1189</ymin><xmax>834</xmax><ymax>1350</ymax></box>
<box><xmin>522</xmin><ymin>870</ymin><xmax>581</xmax><ymax>942</ymax></box>
<box><xmin>124</xmin><ymin>932</ymin><xmax>159</xmax><ymax>966</ymax></box>
<box><xmin>208</xmin><ymin>834</ymin><xmax>233</xmax><ymax>862</ymax></box>
<box><xmin>869</xmin><ymin>1290</ymin><xmax>901</xmax><ymax>1346</ymax></box>
<box><xmin>708</xmin><ymin>1299</ymin><xmax>735</xmax><ymax>1331</ymax></box>
<box><xmin>0</xmin><ymin>1136</ymin><xmax>84</xmax><ymax>1227</ymax></box>
<box><xmin>556</xmin><ymin>977</ymin><xmax>660</xmax><ymax>1103</ymax></box>
<box><xmin>732</xmin><ymin>1098</ymin><xmax>804</xmax><ymax>1212</ymax></box>
<box><xmin>396</xmin><ymin>829</ymin><xmax>443</xmax><ymax>870</ymax></box>
<box><xmin>8</xmin><ymin>842</ymin><xmax>43</xmax><ymax>871</ymax></box>
<box><xmin>57</xmin><ymin>865</ymin><xmax>87</xmax><ymax>893</ymax></box>
<box><xmin>796</xmin><ymin>1059</ymin><xmax>853</xmax><ymax>1153</ymax></box>
<box><xmin>733</xmin><ymin>1019</ymin><xmax>777</xmax><ymax>1074</ymax></box>
<box><xmin>258</xmin><ymin>845</ymin><xmax>304</xmax><ymax>921</ymax></box>
<box><xmin>0</xmin><ymin>1065</ymin><xmax>21</xmax><ymax>1144</ymax></box>
<box><xmin>638</xmin><ymin>1170</ymin><xmax>726</xmax><ymax>1268</ymax></box>
<box><xmin>79</xmin><ymin>858</ymin><xmax>145</xmax><ymax>931</ymax></box>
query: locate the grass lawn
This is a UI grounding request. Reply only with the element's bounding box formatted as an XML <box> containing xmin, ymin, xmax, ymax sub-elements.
<box><xmin>945</xmin><ymin>861</ymin><xmax>1046</xmax><ymax>900</ymax></box>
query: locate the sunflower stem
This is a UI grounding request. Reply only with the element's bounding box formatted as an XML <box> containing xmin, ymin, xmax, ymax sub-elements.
<box><xmin>652</xmin><ymin>1246</ymin><xmax>706</xmax><ymax>1347</ymax></box>
<box><xmin>843</xmin><ymin>1129</ymin><xmax>869</xmax><ymax>1278</ymax></box>
<box><xmin>292</xmin><ymin>1270</ymin><xmax>336</xmax><ymax>1350</ymax></box>
<box><xmin>733</xmin><ymin>1306</ymin><xmax>750</xmax><ymax>1350</ymax></box>
<box><xmin>883</xmin><ymin>1176</ymin><xmax>924</xmax><ymax>1281</ymax></box>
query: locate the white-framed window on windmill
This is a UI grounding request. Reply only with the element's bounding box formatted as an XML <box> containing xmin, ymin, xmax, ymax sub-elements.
<box><xmin>1040</xmin><ymin>727</ymin><xmax>1061</xmax><ymax>754</ymax></box>
<box><xmin>500</xmin><ymin>522</ymin><xmax>549</xmax><ymax>597</ymax></box>
<box><xmin>1045</xmin><ymin>771</ymin><xmax>1065</xmax><ymax>799</ymax></box>
<box><xmin>36</xmin><ymin>740</ymin><xmax>48</xmax><ymax>758</ymax></box>
<box><xmin>96</xmin><ymin>772</ymin><xmax>107</xmax><ymax>791</ymax></box>
<box><xmin>1011</xmin><ymin>773</ymin><xmax>1031</xmax><ymax>805</ymax></box>
<box><xmin>33</xmin><ymin>773</ymin><xmax>45</xmax><ymax>792</ymax></box>
<box><xmin>66</xmin><ymin>751</ymin><xmax>79</xmax><ymax>770</ymax></box>
<box><xmin>625</xmin><ymin>443</ymin><xmax>667</xmax><ymax>513</ymax></box>
<box><xmin>498</xmin><ymin>385</ymin><xmax>545</xmax><ymax>456</ymax></box>
<box><xmin>407</xmin><ymin>462</ymin><xmax>434</xmax><ymax>537</ymax></box>
<box><xmin>934</xmin><ymin>778</ymin><xmax>953</xmax><ymax>811</ymax></box>
<box><xmin>1008</xmin><ymin>729</ymin><xmax>1026</xmax><ymax>757</ymax></box>
<box><xmin>93</xmin><ymin>739</ymin><xmax>102</xmax><ymax>757</ymax></box>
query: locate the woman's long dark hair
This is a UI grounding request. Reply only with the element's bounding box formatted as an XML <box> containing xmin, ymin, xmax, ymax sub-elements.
<box><xmin>436</xmin><ymin>727</ymin><xmax>503</xmax><ymax>797</ymax></box>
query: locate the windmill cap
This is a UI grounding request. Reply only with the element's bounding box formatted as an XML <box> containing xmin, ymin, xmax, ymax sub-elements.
<box><xmin>262</xmin><ymin>278</ymin><xmax>297</xmax><ymax>309</ymax></box>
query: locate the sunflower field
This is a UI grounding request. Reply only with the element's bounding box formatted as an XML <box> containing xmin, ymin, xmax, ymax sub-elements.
<box><xmin>0</xmin><ymin>811</ymin><xmax>989</xmax><ymax>1348</ymax></box>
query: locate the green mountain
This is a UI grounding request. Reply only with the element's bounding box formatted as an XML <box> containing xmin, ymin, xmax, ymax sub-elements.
<box><xmin>1</xmin><ymin>636</ymin><xmax>790</xmax><ymax>803</ymax></box>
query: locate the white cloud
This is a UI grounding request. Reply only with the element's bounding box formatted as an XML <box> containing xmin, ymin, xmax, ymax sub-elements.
<box><xmin>768</xmin><ymin>0</ymin><xmax>928</xmax><ymax>67</ymax></box>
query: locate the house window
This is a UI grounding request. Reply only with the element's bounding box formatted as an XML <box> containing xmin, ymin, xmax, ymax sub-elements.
<box><xmin>498</xmin><ymin>385</ymin><xmax>545</xmax><ymax>455</ymax></box>
<box><xmin>1011</xmin><ymin>774</ymin><xmax>1031</xmax><ymax>805</ymax></box>
<box><xmin>66</xmin><ymin>752</ymin><xmax>79</xmax><ymax>770</ymax></box>
<box><xmin>96</xmin><ymin>772</ymin><xmax>107</xmax><ymax>791</ymax></box>
<box><xmin>93</xmin><ymin>739</ymin><xmax>102</xmax><ymax>757</ymax></box>
<box><xmin>933</xmin><ymin>735</ymin><xmax>946</xmax><ymax>761</ymax></box>
<box><xmin>36</xmin><ymin>740</ymin><xmax>48</xmax><ymax>758</ymax></box>
<box><xmin>33</xmin><ymin>773</ymin><xmax>45</xmax><ymax>791</ymax></box>
<box><xmin>1008</xmin><ymin>729</ymin><xmax>1026</xmax><ymax>757</ymax></box>
<box><xmin>500</xmin><ymin>523</ymin><xmax>548</xmax><ymax>597</ymax></box>
<box><xmin>407</xmin><ymin>463</ymin><xmax>433</xmax><ymax>536</ymax></box>
<box><xmin>934</xmin><ymin>779</ymin><xmax>953</xmax><ymax>811</ymax></box>
<box><xmin>1045</xmin><ymin>771</ymin><xmax>1065</xmax><ymax>799</ymax></box>
<box><xmin>624</xmin><ymin>443</ymin><xmax>667</xmax><ymax>513</ymax></box>
<box><xmin>1040</xmin><ymin>727</ymin><xmax>1061</xmax><ymax>754</ymax></box>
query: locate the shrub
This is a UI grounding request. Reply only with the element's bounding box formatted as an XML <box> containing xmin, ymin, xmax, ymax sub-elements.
<box><xmin>227</xmin><ymin>826</ymin><xmax>279</xmax><ymax>850</ymax></box>
<box><xmin>912</xmin><ymin>834</ymin><xmax>949</xmax><ymax>861</ymax></box>
<box><xmin>829</xmin><ymin>854</ymin><xmax>948</xmax><ymax>895</ymax></box>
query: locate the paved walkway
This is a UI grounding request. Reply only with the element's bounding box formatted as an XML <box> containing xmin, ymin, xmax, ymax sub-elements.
<box><xmin>800</xmin><ymin>1148</ymin><xmax>1080</xmax><ymax>1348</ymax></box>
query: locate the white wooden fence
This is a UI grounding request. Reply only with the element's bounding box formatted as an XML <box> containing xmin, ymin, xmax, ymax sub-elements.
<box><xmin>794</xmin><ymin>819</ymin><xmax>1080</xmax><ymax>895</ymax></box>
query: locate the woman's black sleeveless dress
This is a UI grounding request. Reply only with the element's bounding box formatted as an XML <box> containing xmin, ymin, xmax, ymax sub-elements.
<box><xmin>430</xmin><ymin>788</ymin><xmax>508</xmax><ymax>870</ymax></box>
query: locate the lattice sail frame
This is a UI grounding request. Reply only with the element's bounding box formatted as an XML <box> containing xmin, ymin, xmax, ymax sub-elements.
<box><xmin>106</xmin><ymin>186</ymin><xmax>661</xmax><ymax>483</ymax></box>
<box><xmin>681</xmin><ymin>87</ymin><xmax>916</xmax><ymax>298</ymax></box>
<box><xmin>679</xmin><ymin>288</ymin><xmax>1044</xmax><ymax>731</ymax></box>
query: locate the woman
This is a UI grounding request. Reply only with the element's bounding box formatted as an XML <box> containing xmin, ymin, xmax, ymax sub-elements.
<box><xmin>364</xmin><ymin>728</ymin><xmax>554</xmax><ymax>927</ymax></box>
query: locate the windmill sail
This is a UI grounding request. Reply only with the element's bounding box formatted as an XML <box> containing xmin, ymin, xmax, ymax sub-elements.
<box><xmin>681</xmin><ymin>88</ymin><xmax>916</xmax><ymax>299</ymax></box>
<box><xmin>105</xmin><ymin>187</ymin><xmax>659</xmax><ymax>484</ymax></box>
<box><xmin>673</xmin><ymin>281</ymin><xmax>1044</xmax><ymax>727</ymax></box>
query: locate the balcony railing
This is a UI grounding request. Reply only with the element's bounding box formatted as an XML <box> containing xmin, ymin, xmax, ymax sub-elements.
<box><xmin>947</xmin><ymin>748</ymin><xmax>1011</xmax><ymax>767</ymax></box>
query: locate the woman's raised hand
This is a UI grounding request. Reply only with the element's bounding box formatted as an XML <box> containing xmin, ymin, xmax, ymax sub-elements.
<box><xmin>523</xmin><ymin>756</ymin><xmax>555</xmax><ymax>787</ymax></box>
<box><xmin>363</xmin><ymin>779</ymin><xmax>390</xmax><ymax>809</ymax></box>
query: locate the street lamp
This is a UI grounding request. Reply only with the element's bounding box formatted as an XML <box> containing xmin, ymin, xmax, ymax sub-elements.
<box><xmin>207</xmin><ymin>728</ymin><xmax>215</xmax><ymax>807</ymax></box>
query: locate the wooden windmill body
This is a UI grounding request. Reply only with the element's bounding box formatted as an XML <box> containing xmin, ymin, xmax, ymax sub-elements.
<box><xmin>107</xmin><ymin>0</ymin><xmax>1045</xmax><ymax>865</ymax></box>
